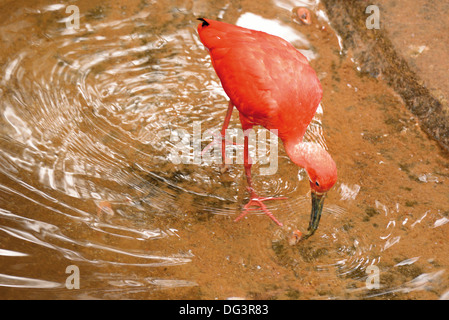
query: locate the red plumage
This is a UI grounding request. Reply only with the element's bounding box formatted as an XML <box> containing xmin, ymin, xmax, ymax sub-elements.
<box><xmin>197</xmin><ymin>18</ymin><xmax>322</xmax><ymax>144</ymax></box>
<box><xmin>197</xmin><ymin>18</ymin><xmax>336</xmax><ymax>236</ymax></box>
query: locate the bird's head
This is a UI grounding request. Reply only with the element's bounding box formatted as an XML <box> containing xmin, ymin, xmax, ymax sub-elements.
<box><xmin>285</xmin><ymin>141</ymin><xmax>337</xmax><ymax>239</ymax></box>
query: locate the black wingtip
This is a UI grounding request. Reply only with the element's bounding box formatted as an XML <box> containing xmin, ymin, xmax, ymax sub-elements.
<box><xmin>197</xmin><ymin>18</ymin><xmax>209</xmax><ymax>27</ymax></box>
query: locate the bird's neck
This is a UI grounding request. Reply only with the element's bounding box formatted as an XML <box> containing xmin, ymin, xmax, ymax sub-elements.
<box><xmin>283</xmin><ymin>139</ymin><xmax>320</xmax><ymax>170</ymax></box>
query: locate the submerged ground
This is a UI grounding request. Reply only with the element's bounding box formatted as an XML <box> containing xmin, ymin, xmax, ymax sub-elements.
<box><xmin>0</xmin><ymin>0</ymin><xmax>448</xmax><ymax>299</ymax></box>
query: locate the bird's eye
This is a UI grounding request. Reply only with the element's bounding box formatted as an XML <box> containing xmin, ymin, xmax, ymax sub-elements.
<box><xmin>315</xmin><ymin>181</ymin><xmax>320</xmax><ymax>187</ymax></box>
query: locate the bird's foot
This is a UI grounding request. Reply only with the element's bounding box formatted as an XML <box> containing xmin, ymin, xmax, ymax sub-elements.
<box><xmin>234</xmin><ymin>195</ymin><xmax>288</xmax><ymax>226</ymax></box>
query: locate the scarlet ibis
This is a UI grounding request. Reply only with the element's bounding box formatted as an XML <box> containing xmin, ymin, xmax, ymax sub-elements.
<box><xmin>197</xmin><ymin>18</ymin><xmax>337</xmax><ymax>239</ymax></box>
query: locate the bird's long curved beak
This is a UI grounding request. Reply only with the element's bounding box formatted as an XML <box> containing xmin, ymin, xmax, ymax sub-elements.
<box><xmin>303</xmin><ymin>191</ymin><xmax>326</xmax><ymax>240</ymax></box>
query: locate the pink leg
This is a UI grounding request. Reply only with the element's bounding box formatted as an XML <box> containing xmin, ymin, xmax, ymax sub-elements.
<box><xmin>220</xmin><ymin>101</ymin><xmax>234</xmax><ymax>172</ymax></box>
<box><xmin>234</xmin><ymin>127</ymin><xmax>287</xmax><ymax>226</ymax></box>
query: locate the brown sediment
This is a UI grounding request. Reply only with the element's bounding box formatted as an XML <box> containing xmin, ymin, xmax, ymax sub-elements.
<box><xmin>321</xmin><ymin>0</ymin><xmax>449</xmax><ymax>153</ymax></box>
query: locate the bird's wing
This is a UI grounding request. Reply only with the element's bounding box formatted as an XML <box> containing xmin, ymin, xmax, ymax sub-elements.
<box><xmin>198</xmin><ymin>19</ymin><xmax>322</xmax><ymax>139</ymax></box>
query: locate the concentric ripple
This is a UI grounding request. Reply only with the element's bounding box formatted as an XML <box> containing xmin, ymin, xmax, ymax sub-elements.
<box><xmin>0</xmin><ymin>1</ymin><xmax>350</xmax><ymax>297</ymax></box>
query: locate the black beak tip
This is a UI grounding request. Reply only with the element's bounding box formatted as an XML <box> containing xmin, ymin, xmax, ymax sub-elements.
<box><xmin>302</xmin><ymin>191</ymin><xmax>326</xmax><ymax>240</ymax></box>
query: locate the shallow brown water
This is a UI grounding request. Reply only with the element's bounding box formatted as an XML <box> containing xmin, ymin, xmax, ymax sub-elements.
<box><xmin>1</xmin><ymin>0</ymin><xmax>449</xmax><ymax>300</ymax></box>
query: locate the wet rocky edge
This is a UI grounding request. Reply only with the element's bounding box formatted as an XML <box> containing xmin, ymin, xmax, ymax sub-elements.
<box><xmin>321</xmin><ymin>0</ymin><xmax>449</xmax><ymax>153</ymax></box>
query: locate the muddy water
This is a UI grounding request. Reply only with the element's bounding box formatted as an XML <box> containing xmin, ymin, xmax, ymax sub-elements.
<box><xmin>1</xmin><ymin>0</ymin><xmax>449</xmax><ymax>300</ymax></box>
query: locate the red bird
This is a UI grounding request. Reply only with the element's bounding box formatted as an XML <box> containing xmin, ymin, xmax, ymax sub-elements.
<box><xmin>197</xmin><ymin>18</ymin><xmax>337</xmax><ymax>238</ymax></box>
